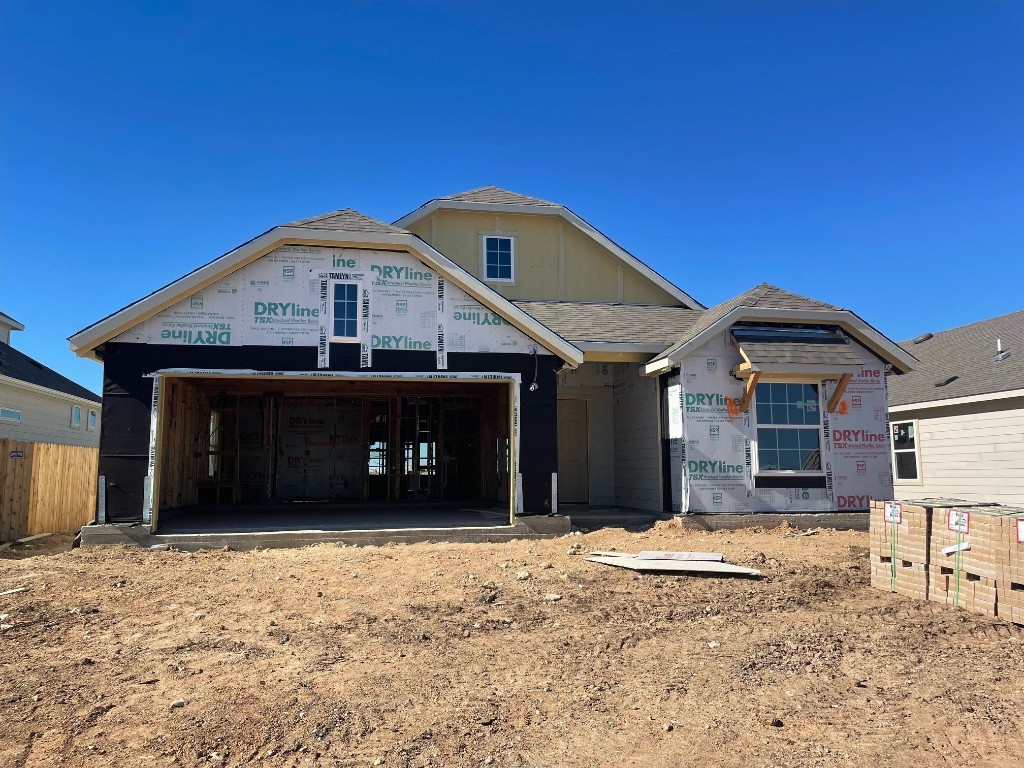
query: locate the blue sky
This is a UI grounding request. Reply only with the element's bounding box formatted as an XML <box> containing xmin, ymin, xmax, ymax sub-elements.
<box><xmin>2</xmin><ymin>1</ymin><xmax>1021</xmax><ymax>393</ymax></box>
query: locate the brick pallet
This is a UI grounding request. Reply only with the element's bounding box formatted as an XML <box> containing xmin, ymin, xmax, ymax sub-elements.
<box><xmin>868</xmin><ymin>500</ymin><xmax>930</xmax><ymax>600</ymax></box>
<box><xmin>996</xmin><ymin>510</ymin><xmax>1024</xmax><ymax>624</ymax></box>
<box><xmin>869</xmin><ymin>498</ymin><xmax>1024</xmax><ymax>625</ymax></box>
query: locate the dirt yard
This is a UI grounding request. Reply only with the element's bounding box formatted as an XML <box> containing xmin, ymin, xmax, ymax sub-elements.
<box><xmin>1</xmin><ymin>521</ymin><xmax>1021</xmax><ymax>768</ymax></box>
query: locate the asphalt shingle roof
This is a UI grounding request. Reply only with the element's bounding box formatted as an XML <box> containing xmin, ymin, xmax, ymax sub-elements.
<box><xmin>513</xmin><ymin>301</ymin><xmax>702</xmax><ymax>345</ymax></box>
<box><xmin>738</xmin><ymin>340</ymin><xmax>864</xmax><ymax>367</ymax></box>
<box><xmin>654</xmin><ymin>283</ymin><xmax>843</xmax><ymax>360</ymax></box>
<box><xmin>887</xmin><ymin>309</ymin><xmax>1024</xmax><ymax>406</ymax></box>
<box><xmin>0</xmin><ymin>342</ymin><xmax>101</xmax><ymax>402</ymax></box>
<box><xmin>283</xmin><ymin>209</ymin><xmax>407</xmax><ymax>234</ymax></box>
<box><xmin>438</xmin><ymin>186</ymin><xmax>557</xmax><ymax>207</ymax></box>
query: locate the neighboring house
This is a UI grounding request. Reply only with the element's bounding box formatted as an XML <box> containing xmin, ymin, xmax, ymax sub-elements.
<box><xmin>0</xmin><ymin>312</ymin><xmax>102</xmax><ymax>447</ymax></box>
<box><xmin>887</xmin><ymin>310</ymin><xmax>1024</xmax><ymax>507</ymax></box>
<box><xmin>68</xmin><ymin>187</ymin><xmax>913</xmax><ymax>531</ymax></box>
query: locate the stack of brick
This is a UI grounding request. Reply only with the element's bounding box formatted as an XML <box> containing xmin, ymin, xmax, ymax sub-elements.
<box><xmin>870</xmin><ymin>497</ymin><xmax>1024</xmax><ymax>625</ymax></box>
<box><xmin>868</xmin><ymin>499</ymin><xmax>930</xmax><ymax>600</ymax></box>
<box><xmin>995</xmin><ymin>510</ymin><xmax>1024</xmax><ymax>624</ymax></box>
<box><xmin>926</xmin><ymin>503</ymin><xmax>1008</xmax><ymax>618</ymax></box>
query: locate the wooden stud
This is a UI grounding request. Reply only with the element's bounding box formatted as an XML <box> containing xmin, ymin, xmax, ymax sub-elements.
<box><xmin>739</xmin><ymin>371</ymin><xmax>761</xmax><ymax>412</ymax></box>
<box><xmin>827</xmin><ymin>373</ymin><xmax>853</xmax><ymax>413</ymax></box>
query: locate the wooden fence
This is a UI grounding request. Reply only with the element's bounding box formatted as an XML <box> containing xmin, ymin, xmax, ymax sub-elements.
<box><xmin>0</xmin><ymin>439</ymin><xmax>99</xmax><ymax>542</ymax></box>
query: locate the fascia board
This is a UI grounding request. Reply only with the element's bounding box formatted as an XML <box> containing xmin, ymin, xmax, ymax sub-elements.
<box><xmin>0</xmin><ymin>311</ymin><xmax>25</xmax><ymax>331</ymax></box>
<box><xmin>395</xmin><ymin>200</ymin><xmax>704</xmax><ymax>310</ymax></box>
<box><xmin>643</xmin><ymin>307</ymin><xmax>918</xmax><ymax>377</ymax></box>
<box><xmin>69</xmin><ymin>227</ymin><xmax>584</xmax><ymax>367</ymax></box>
<box><xmin>888</xmin><ymin>388</ymin><xmax>1024</xmax><ymax>413</ymax></box>
<box><xmin>0</xmin><ymin>373</ymin><xmax>101</xmax><ymax>406</ymax></box>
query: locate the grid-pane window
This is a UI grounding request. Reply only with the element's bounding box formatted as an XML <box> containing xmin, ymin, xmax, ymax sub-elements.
<box><xmin>891</xmin><ymin>420</ymin><xmax>918</xmax><ymax>480</ymax></box>
<box><xmin>332</xmin><ymin>282</ymin><xmax>359</xmax><ymax>340</ymax></box>
<box><xmin>756</xmin><ymin>382</ymin><xmax>822</xmax><ymax>472</ymax></box>
<box><xmin>484</xmin><ymin>237</ymin><xmax>513</xmax><ymax>281</ymax></box>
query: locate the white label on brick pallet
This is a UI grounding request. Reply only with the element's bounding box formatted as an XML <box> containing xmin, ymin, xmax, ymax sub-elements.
<box><xmin>947</xmin><ymin>509</ymin><xmax>970</xmax><ymax>534</ymax></box>
<box><xmin>1017</xmin><ymin>518</ymin><xmax>1024</xmax><ymax>544</ymax></box>
<box><xmin>884</xmin><ymin>501</ymin><xmax>903</xmax><ymax>524</ymax></box>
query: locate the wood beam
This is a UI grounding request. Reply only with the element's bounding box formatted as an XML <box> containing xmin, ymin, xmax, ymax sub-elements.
<box><xmin>739</xmin><ymin>371</ymin><xmax>761</xmax><ymax>412</ymax></box>
<box><xmin>827</xmin><ymin>373</ymin><xmax>853</xmax><ymax>413</ymax></box>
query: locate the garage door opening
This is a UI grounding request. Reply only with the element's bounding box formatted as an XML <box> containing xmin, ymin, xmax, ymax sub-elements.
<box><xmin>150</xmin><ymin>373</ymin><xmax>516</xmax><ymax>532</ymax></box>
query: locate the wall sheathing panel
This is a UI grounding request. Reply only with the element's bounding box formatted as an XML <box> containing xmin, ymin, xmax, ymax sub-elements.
<box><xmin>677</xmin><ymin>330</ymin><xmax>893</xmax><ymax>514</ymax></box>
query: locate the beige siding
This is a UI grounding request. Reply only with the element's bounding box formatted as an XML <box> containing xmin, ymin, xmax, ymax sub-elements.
<box><xmin>408</xmin><ymin>209</ymin><xmax>680</xmax><ymax>305</ymax></box>
<box><xmin>0</xmin><ymin>381</ymin><xmax>100</xmax><ymax>448</ymax></box>
<box><xmin>557</xmin><ymin>363</ymin><xmax>616</xmax><ymax>505</ymax></box>
<box><xmin>893</xmin><ymin>397</ymin><xmax>1024</xmax><ymax>507</ymax></box>
<box><xmin>612</xmin><ymin>364</ymin><xmax>663</xmax><ymax>511</ymax></box>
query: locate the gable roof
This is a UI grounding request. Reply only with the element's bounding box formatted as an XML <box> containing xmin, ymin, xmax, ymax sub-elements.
<box><xmin>282</xmin><ymin>208</ymin><xmax>407</xmax><ymax>234</ymax></box>
<box><xmin>514</xmin><ymin>300</ymin><xmax>702</xmax><ymax>345</ymax></box>
<box><xmin>394</xmin><ymin>186</ymin><xmax>704</xmax><ymax>310</ymax></box>
<box><xmin>69</xmin><ymin>208</ymin><xmax>584</xmax><ymax>367</ymax></box>
<box><xmin>439</xmin><ymin>186</ymin><xmax>556</xmax><ymax>206</ymax></box>
<box><xmin>888</xmin><ymin>309</ymin><xmax>1024</xmax><ymax>408</ymax></box>
<box><xmin>643</xmin><ymin>283</ymin><xmax>916</xmax><ymax>376</ymax></box>
<box><xmin>0</xmin><ymin>341</ymin><xmax>100</xmax><ymax>403</ymax></box>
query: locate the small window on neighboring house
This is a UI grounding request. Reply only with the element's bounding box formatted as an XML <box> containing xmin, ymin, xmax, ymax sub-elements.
<box><xmin>482</xmin><ymin>236</ymin><xmax>514</xmax><ymax>282</ymax></box>
<box><xmin>331</xmin><ymin>282</ymin><xmax>360</xmax><ymax>341</ymax></box>
<box><xmin>71</xmin><ymin>406</ymin><xmax>82</xmax><ymax>427</ymax></box>
<box><xmin>0</xmin><ymin>407</ymin><xmax>21</xmax><ymax>422</ymax></box>
<box><xmin>87</xmin><ymin>410</ymin><xmax>97</xmax><ymax>431</ymax></box>
<box><xmin>891</xmin><ymin>420</ymin><xmax>919</xmax><ymax>481</ymax></box>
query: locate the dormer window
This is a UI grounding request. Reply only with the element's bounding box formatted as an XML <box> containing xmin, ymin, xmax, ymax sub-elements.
<box><xmin>482</xmin><ymin>235</ymin><xmax>515</xmax><ymax>282</ymax></box>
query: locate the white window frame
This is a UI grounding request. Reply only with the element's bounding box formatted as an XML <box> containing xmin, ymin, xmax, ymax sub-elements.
<box><xmin>329</xmin><ymin>280</ymin><xmax>362</xmax><ymax>342</ymax></box>
<box><xmin>891</xmin><ymin>418</ymin><xmax>922</xmax><ymax>485</ymax></box>
<box><xmin>480</xmin><ymin>234</ymin><xmax>516</xmax><ymax>283</ymax></box>
<box><xmin>752</xmin><ymin>380</ymin><xmax>826</xmax><ymax>477</ymax></box>
<box><xmin>0</xmin><ymin>406</ymin><xmax>21</xmax><ymax>422</ymax></box>
<box><xmin>87</xmin><ymin>409</ymin><xmax>98</xmax><ymax>431</ymax></box>
<box><xmin>71</xmin><ymin>405</ymin><xmax>82</xmax><ymax>427</ymax></box>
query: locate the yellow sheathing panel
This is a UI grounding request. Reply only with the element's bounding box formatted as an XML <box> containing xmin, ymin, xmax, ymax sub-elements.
<box><xmin>622</xmin><ymin>268</ymin><xmax>679</xmax><ymax>304</ymax></box>
<box><xmin>562</xmin><ymin>224</ymin><xmax>622</xmax><ymax>302</ymax></box>
<box><xmin>425</xmin><ymin>209</ymin><xmax>681</xmax><ymax>305</ymax></box>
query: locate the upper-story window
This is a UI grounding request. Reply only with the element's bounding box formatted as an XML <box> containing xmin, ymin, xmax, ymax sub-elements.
<box><xmin>71</xmin><ymin>405</ymin><xmax>82</xmax><ymax>427</ymax></box>
<box><xmin>0</xmin><ymin>407</ymin><xmax>21</xmax><ymax>422</ymax></box>
<box><xmin>87</xmin><ymin>410</ymin><xmax>98</xmax><ymax>431</ymax></box>
<box><xmin>482</xmin><ymin>236</ymin><xmax>515</xmax><ymax>282</ymax></box>
<box><xmin>331</xmin><ymin>281</ymin><xmax>360</xmax><ymax>341</ymax></box>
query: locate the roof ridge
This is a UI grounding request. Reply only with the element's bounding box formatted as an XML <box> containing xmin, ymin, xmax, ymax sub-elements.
<box><xmin>281</xmin><ymin>208</ymin><xmax>406</xmax><ymax>234</ymax></box>
<box><xmin>438</xmin><ymin>186</ymin><xmax>557</xmax><ymax>206</ymax></box>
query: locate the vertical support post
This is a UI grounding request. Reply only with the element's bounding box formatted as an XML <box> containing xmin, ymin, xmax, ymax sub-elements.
<box><xmin>96</xmin><ymin>474</ymin><xmax>106</xmax><ymax>524</ymax></box>
<box><xmin>551</xmin><ymin>472</ymin><xmax>558</xmax><ymax>516</ymax></box>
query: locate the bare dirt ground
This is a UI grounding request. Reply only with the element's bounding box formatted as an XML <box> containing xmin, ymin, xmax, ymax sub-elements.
<box><xmin>1</xmin><ymin>521</ymin><xmax>1022</xmax><ymax>768</ymax></box>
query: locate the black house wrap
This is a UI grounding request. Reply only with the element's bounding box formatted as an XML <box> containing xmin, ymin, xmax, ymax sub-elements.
<box><xmin>97</xmin><ymin>342</ymin><xmax>560</xmax><ymax>522</ymax></box>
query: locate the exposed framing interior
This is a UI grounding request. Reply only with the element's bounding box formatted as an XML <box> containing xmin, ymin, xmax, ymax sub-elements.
<box><xmin>148</xmin><ymin>372</ymin><xmax>519</xmax><ymax>532</ymax></box>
